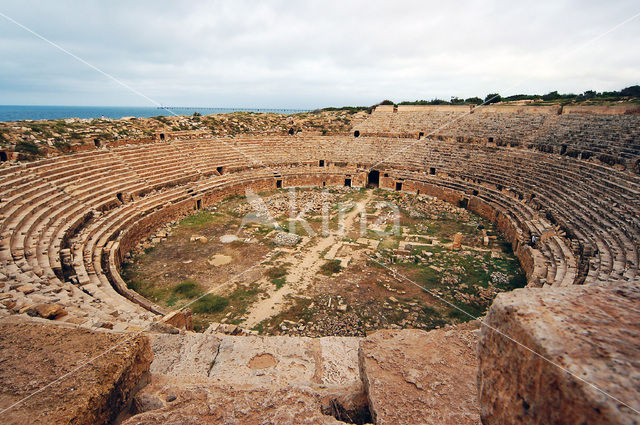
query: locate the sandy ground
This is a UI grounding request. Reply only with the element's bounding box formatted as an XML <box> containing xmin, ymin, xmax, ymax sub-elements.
<box><xmin>242</xmin><ymin>191</ymin><xmax>373</xmax><ymax>327</ymax></box>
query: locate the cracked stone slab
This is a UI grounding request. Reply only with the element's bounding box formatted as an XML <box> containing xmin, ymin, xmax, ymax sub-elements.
<box><xmin>122</xmin><ymin>375</ymin><xmax>346</xmax><ymax>425</ymax></box>
<box><xmin>360</xmin><ymin>324</ymin><xmax>481</xmax><ymax>425</ymax></box>
<box><xmin>209</xmin><ymin>335</ymin><xmax>362</xmax><ymax>392</ymax></box>
<box><xmin>149</xmin><ymin>333</ymin><xmax>221</xmax><ymax>376</ymax></box>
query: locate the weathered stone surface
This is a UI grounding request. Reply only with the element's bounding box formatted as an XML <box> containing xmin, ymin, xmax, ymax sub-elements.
<box><xmin>478</xmin><ymin>282</ymin><xmax>640</xmax><ymax>425</ymax></box>
<box><xmin>26</xmin><ymin>303</ymin><xmax>67</xmax><ymax>320</ymax></box>
<box><xmin>0</xmin><ymin>316</ymin><xmax>152</xmax><ymax>425</ymax></box>
<box><xmin>123</xmin><ymin>375</ymin><xmax>345</xmax><ymax>425</ymax></box>
<box><xmin>125</xmin><ymin>333</ymin><xmax>365</xmax><ymax>424</ymax></box>
<box><xmin>150</xmin><ymin>332</ymin><xmax>361</xmax><ymax>393</ymax></box>
<box><xmin>209</xmin><ymin>335</ymin><xmax>361</xmax><ymax>392</ymax></box>
<box><xmin>360</xmin><ymin>324</ymin><xmax>481</xmax><ymax>424</ymax></box>
<box><xmin>149</xmin><ymin>333</ymin><xmax>222</xmax><ymax>376</ymax></box>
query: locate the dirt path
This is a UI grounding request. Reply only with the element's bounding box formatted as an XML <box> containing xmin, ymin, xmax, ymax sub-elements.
<box><xmin>242</xmin><ymin>191</ymin><xmax>373</xmax><ymax>328</ymax></box>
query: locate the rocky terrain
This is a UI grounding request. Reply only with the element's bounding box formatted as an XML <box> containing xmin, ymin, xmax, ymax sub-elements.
<box><xmin>123</xmin><ymin>188</ymin><xmax>525</xmax><ymax>337</ymax></box>
<box><xmin>0</xmin><ymin>110</ymin><xmax>367</xmax><ymax>159</ymax></box>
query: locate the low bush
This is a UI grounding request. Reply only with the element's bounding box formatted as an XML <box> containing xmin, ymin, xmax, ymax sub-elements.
<box><xmin>319</xmin><ymin>259</ymin><xmax>343</xmax><ymax>275</ymax></box>
<box><xmin>173</xmin><ymin>280</ymin><xmax>201</xmax><ymax>298</ymax></box>
<box><xmin>192</xmin><ymin>294</ymin><xmax>229</xmax><ymax>314</ymax></box>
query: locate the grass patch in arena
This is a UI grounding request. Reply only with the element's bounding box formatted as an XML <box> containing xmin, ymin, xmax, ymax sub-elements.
<box><xmin>172</xmin><ymin>280</ymin><xmax>202</xmax><ymax>298</ymax></box>
<box><xmin>192</xmin><ymin>294</ymin><xmax>229</xmax><ymax>314</ymax></box>
<box><xmin>179</xmin><ymin>210</ymin><xmax>216</xmax><ymax>228</ymax></box>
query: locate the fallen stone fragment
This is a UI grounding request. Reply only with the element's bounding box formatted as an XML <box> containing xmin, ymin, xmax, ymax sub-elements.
<box><xmin>26</xmin><ymin>303</ymin><xmax>67</xmax><ymax>320</ymax></box>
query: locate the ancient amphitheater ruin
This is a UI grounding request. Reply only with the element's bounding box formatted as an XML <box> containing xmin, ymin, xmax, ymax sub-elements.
<box><xmin>0</xmin><ymin>104</ymin><xmax>639</xmax><ymax>424</ymax></box>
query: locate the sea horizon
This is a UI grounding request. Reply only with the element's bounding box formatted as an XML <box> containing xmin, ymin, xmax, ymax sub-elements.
<box><xmin>0</xmin><ymin>104</ymin><xmax>312</xmax><ymax>122</ymax></box>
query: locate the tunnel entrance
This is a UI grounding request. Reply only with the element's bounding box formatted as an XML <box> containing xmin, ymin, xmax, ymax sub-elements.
<box><xmin>367</xmin><ymin>170</ymin><xmax>380</xmax><ymax>188</ymax></box>
<box><xmin>354</xmin><ymin>130</ymin><xmax>360</xmax><ymax>138</ymax></box>
<box><xmin>344</xmin><ymin>178</ymin><xmax>351</xmax><ymax>187</ymax></box>
<box><xmin>288</xmin><ymin>128</ymin><xmax>295</xmax><ymax>135</ymax></box>
<box><xmin>395</xmin><ymin>182</ymin><xmax>403</xmax><ymax>191</ymax></box>
<box><xmin>0</xmin><ymin>152</ymin><xmax>7</xmax><ymax>162</ymax></box>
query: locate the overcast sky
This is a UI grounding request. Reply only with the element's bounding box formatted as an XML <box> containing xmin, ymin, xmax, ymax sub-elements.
<box><xmin>1</xmin><ymin>1</ymin><xmax>639</xmax><ymax>108</ymax></box>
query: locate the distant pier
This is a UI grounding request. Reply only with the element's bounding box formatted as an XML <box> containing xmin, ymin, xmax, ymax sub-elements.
<box><xmin>157</xmin><ymin>106</ymin><xmax>311</xmax><ymax>114</ymax></box>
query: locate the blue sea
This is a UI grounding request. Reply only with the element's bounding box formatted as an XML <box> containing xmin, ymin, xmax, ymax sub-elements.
<box><xmin>0</xmin><ymin>105</ymin><xmax>311</xmax><ymax>122</ymax></box>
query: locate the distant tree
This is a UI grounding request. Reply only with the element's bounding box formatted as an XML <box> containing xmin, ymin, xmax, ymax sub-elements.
<box><xmin>484</xmin><ymin>93</ymin><xmax>501</xmax><ymax>104</ymax></box>
<box><xmin>621</xmin><ymin>85</ymin><xmax>640</xmax><ymax>97</ymax></box>
<box><xmin>428</xmin><ymin>99</ymin><xmax>449</xmax><ymax>105</ymax></box>
<box><xmin>192</xmin><ymin>112</ymin><xmax>202</xmax><ymax>117</ymax></box>
<box><xmin>464</xmin><ymin>97</ymin><xmax>483</xmax><ymax>104</ymax></box>
<box><xmin>379</xmin><ymin>100</ymin><xmax>395</xmax><ymax>105</ymax></box>
<box><xmin>450</xmin><ymin>97</ymin><xmax>465</xmax><ymax>104</ymax></box>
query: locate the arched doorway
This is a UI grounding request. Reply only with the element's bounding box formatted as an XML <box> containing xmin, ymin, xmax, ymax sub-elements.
<box><xmin>367</xmin><ymin>170</ymin><xmax>380</xmax><ymax>188</ymax></box>
<box><xmin>354</xmin><ymin>130</ymin><xmax>360</xmax><ymax>138</ymax></box>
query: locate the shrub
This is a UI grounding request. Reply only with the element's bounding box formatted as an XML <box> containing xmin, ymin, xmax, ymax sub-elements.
<box><xmin>271</xmin><ymin>277</ymin><xmax>286</xmax><ymax>289</ymax></box>
<box><xmin>319</xmin><ymin>259</ymin><xmax>343</xmax><ymax>275</ymax></box>
<box><xmin>173</xmin><ymin>280</ymin><xmax>201</xmax><ymax>298</ymax></box>
<box><xmin>15</xmin><ymin>140</ymin><xmax>41</xmax><ymax>156</ymax></box>
<box><xmin>266</xmin><ymin>266</ymin><xmax>287</xmax><ymax>280</ymax></box>
<box><xmin>192</xmin><ymin>294</ymin><xmax>229</xmax><ymax>314</ymax></box>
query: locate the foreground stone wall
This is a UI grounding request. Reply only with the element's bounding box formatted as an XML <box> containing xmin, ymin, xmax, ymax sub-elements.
<box><xmin>478</xmin><ymin>280</ymin><xmax>640</xmax><ymax>424</ymax></box>
<box><xmin>0</xmin><ymin>316</ymin><xmax>152</xmax><ymax>425</ymax></box>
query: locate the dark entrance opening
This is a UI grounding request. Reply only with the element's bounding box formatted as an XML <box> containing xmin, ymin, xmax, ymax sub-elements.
<box><xmin>196</xmin><ymin>199</ymin><xmax>202</xmax><ymax>210</ymax></box>
<box><xmin>560</xmin><ymin>144</ymin><xmax>567</xmax><ymax>155</ymax></box>
<box><xmin>367</xmin><ymin>170</ymin><xmax>380</xmax><ymax>188</ymax></box>
<box><xmin>395</xmin><ymin>182</ymin><xmax>403</xmax><ymax>191</ymax></box>
<box><xmin>276</xmin><ymin>179</ymin><xmax>282</xmax><ymax>188</ymax></box>
<box><xmin>472</xmin><ymin>189</ymin><xmax>479</xmax><ymax>196</ymax></box>
<box><xmin>429</xmin><ymin>167</ymin><xmax>436</xmax><ymax>175</ymax></box>
<box><xmin>354</xmin><ymin>130</ymin><xmax>360</xmax><ymax>138</ymax></box>
<box><xmin>216</xmin><ymin>166</ymin><xmax>224</xmax><ymax>175</ymax></box>
<box><xmin>458</xmin><ymin>198</ymin><xmax>469</xmax><ymax>209</ymax></box>
<box><xmin>322</xmin><ymin>181</ymin><xmax>326</xmax><ymax>187</ymax></box>
<box><xmin>0</xmin><ymin>152</ymin><xmax>7</xmax><ymax>162</ymax></box>
<box><xmin>488</xmin><ymin>137</ymin><xmax>494</xmax><ymax>143</ymax></box>
<box><xmin>159</xmin><ymin>133</ymin><xmax>165</xmax><ymax>141</ymax></box>
<box><xmin>93</xmin><ymin>138</ymin><xmax>101</xmax><ymax>148</ymax></box>
<box><xmin>319</xmin><ymin>160</ymin><xmax>325</xmax><ymax>167</ymax></box>
<box><xmin>116</xmin><ymin>192</ymin><xmax>124</xmax><ymax>203</ymax></box>
<box><xmin>288</xmin><ymin>128</ymin><xmax>295</xmax><ymax>135</ymax></box>
<box><xmin>322</xmin><ymin>396</ymin><xmax>372</xmax><ymax>425</ymax></box>
<box><xmin>418</xmin><ymin>132</ymin><xmax>424</xmax><ymax>139</ymax></box>
<box><xmin>344</xmin><ymin>178</ymin><xmax>351</xmax><ymax>187</ymax></box>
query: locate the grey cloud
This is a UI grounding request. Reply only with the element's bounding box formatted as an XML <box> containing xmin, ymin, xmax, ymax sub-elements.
<box><xmin>0</xmin><ymin>0</ymin><xmax>638</xmax><ymax>108</ymax></box>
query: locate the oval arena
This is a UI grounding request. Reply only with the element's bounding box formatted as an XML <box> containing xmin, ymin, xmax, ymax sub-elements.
<box><xmin>1</xmin><ymin>104</ymin><xmax>639</xmax><ymax>424</ymax></box>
